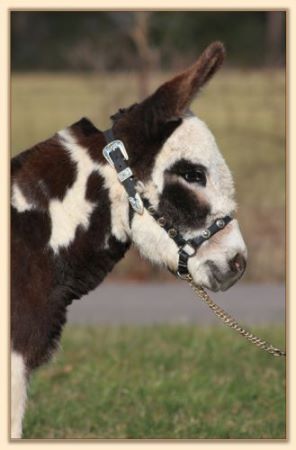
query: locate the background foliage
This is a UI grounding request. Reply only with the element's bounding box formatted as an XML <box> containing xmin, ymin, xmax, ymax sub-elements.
<box><xmin>11</xmin><ymin>11</ymin><xmax>285</xmax><ymax>71</ymax></box>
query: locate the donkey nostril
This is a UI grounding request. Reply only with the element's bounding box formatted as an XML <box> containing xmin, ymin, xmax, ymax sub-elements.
<box><xmin>229</xmin><ymin>253</ymin><xmax>246</xmax><ymax>274</ymax></box>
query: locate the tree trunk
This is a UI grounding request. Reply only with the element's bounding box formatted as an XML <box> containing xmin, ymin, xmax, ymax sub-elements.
<box><xmin>129</xmin><ymin>12</ymin><xmax>158</xmax><ymax>100</ymax></box>
<box><xmin>266</xmin><ymin>12</ymin><xmax>285</xmax><ymax>67</ymax></box>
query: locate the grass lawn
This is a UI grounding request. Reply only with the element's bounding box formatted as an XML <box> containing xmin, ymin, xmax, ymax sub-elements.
<box><xmin>23</xmin><ymin>324</ymin><xmax>286</xmax><ymax>439</ymax></box>
<box><xmin>11</xmin><ymin>70</ymin><xmax>285</xmax><ymax>283</ymax></box>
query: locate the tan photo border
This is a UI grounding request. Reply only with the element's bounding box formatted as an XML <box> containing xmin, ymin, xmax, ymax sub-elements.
<box><xmin>0</xmin><ymin>0</ymin><xmax>294</xmax><ymax>448</ymax></box>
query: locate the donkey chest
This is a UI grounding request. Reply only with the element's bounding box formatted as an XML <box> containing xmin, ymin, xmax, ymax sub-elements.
<box><xmin>11</xmin><ymin>199</ymin><xmax>130</xmax><ymax>303</ymax></box>
<box><xmin>11</xmin><ymin>206</ymin><xmax>130</xmax><ymax>370</ymax></box>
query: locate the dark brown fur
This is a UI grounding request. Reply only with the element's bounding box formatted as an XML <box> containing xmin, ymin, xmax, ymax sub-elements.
<box><xmin>158</xmin><ymin>182</ymin><xmax>210</xmax><ymax>231</ymax></box>
<box><xmin>11</xmin><ymin>122</ymin><xmax>129</xmax><ymax>370</ymax></box>
<box><xmin>12</xmin><ymin>137</ymin><xmax>77</xmax><ymax>209</ymax></box>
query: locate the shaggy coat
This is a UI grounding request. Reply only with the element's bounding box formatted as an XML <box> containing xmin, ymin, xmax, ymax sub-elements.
<box><xmin>11</xmin><ymin>42</ymin><xmax>247</xmax><ymax>439</ymax></box>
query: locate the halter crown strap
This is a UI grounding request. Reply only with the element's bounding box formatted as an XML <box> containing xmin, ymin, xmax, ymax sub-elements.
<box><xmin>103</xmin><ymin>130</ymin><xmax>144</xmax><ymax>214</ymax></box>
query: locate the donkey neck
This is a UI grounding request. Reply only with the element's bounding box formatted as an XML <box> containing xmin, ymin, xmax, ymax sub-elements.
<box><xmin>57</xmin><ymin>118</ymin><xmax>132</xmax><ymax>243</ymax></box>
<box><xmin>11</xmin><ymin>118</ymin><xmax>132</xmax><ymax>302</ymax></box>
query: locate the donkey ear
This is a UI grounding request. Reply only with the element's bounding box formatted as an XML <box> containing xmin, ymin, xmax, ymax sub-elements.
<box><xmin>145</xmin><ymin>41</ymin><xmax>225</xmax><ymax>120</ymax></box>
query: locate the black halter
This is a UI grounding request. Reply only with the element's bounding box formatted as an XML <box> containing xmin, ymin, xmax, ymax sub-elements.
<box><xmin>142</xmin><ymin>198</ymin><xmax>232</xmax><ymax>278</ymax></box>
<box><xmin>103</xmin><ymin>130</ymin><xmax>232</xmax><ymax>279</ymax></box>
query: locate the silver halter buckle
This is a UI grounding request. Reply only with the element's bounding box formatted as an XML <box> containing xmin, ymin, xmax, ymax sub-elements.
<box><xmin>103</xmin><ymin>140</ymin><xmax>128</xmax><ymax>167</ymax></box>
<box><xmin>102</xmin><ymin>139</ymin><xmax>144</xmax><ymax>215</ymax></box>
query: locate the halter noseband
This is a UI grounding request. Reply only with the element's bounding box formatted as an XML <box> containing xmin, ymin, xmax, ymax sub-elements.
<box><xmin>103</xmin><ymin>130</ymin><xmax>233</xmax><ymax>279</ymax></box>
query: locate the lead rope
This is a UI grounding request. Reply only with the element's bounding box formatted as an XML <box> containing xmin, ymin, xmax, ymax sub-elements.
<box><xmin>185</xmin><ymin>274</ymin><xmax>286</xmax><ymax>357</ymax></box>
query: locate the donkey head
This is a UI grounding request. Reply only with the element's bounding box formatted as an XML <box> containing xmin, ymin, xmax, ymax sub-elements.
<box><xmin>111</xmin><ymin>42</ymin><xmax>247</xmax><ymax>291</ymax></box>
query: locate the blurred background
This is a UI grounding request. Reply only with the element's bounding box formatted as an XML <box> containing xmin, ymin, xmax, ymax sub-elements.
<box><xmin>11</xmin><ymin>10</ymin><xmax>286</xmax><ymax>283</ymax></box>
<box><xmin>11</xmin><ymin>11</ymin><xmax>286</xmax><ymax>439</ymax></box>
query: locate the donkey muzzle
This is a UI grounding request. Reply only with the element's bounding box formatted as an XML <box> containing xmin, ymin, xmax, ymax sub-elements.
<box><xmin>206</xmin><ymin>253</ymin><xmax>247</xmax><ymax>291</ymax></box>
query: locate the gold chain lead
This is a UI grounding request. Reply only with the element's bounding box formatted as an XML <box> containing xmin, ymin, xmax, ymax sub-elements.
<box><xmin>186</xmin><ymin>276</ymin><xmax>285</xmax><ymax>357</ymax></box>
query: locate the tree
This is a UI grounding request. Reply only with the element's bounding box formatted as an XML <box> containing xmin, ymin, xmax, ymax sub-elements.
<box><xmin>266</xmin><ymin>12</ymin><xmax>285</xmax><ymax>66</ymax></box>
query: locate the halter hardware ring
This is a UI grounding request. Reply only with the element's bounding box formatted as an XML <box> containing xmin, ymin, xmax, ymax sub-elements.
<box><xmin>216</xmin><ymin>218</ymin><xmax>226</xmax><ymax>229</ymax></box>
<box><xmin>202</xmin><ymin>229</ymin><xmax>211</xmax><ymax>239</ymax></box>
<box><xmin>158</xmin><ymin>217</ymin><xmax>166</xmax><ymax>227</ymax></box>
<box><xmin>168</xmin><ymin>228</ymin><xmax>177</xmax><ymax>238</ymax></box>
<box><xmin>179</xmin><ymin>243</ymin><xmax>196</xmax><ymax>257</ymax></box>
<box><xmin>176</xmin><ymin>271</ymin><xmax>192</xmax><ymax>280</ymax></box>
<box><xmin>148</xmin><ymin>206</ymin><xmax>156</xmax><ymax>215</ymax></box>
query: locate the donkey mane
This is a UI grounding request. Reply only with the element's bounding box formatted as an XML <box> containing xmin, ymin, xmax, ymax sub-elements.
<box><xmin>110</xmin><ymin>103</ymin><xmax>139</xmax><ymax>122</ymax></box>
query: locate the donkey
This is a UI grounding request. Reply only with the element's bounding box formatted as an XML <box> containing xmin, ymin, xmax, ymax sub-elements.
<box><xmin>11</xmin><ymin>42</ymin><xmax>247</xmax><ymax>438</ymax></box>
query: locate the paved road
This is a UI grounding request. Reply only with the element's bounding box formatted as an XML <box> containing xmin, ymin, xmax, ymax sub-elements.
<box><xmin>67</xmin><ymin>282</ymin><xmax>285</xmax><ymax>326</ymax></box>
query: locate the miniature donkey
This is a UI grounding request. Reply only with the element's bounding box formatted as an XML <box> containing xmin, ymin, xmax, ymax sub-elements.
<box><xmin>11</xmin><ymin>42</ymin><xmax>247</xmax><ymax>438</ymax></box>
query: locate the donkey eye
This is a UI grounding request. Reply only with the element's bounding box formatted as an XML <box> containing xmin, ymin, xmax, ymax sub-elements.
<box><xmin>182</xmin><ymin>170</ymin><xmax>206</xmax><ymax>186</ymax></box>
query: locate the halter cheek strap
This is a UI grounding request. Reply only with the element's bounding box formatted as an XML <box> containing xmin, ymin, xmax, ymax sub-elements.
<box><xmin>102</xmin><ymin>132</ymin><xmax>233</xmax><ymax>278</ymax></box>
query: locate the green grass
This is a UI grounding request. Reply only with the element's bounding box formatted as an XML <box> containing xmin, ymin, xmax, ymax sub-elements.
<box><xmin>11</xmin><ymin>70</ymin><xmax>285</xmax><ymax>282</ymax></box>
<box><xmin>23</xmin><ymin>325</ymin><xmax>286</xmax><ymax>439</ymax></box>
